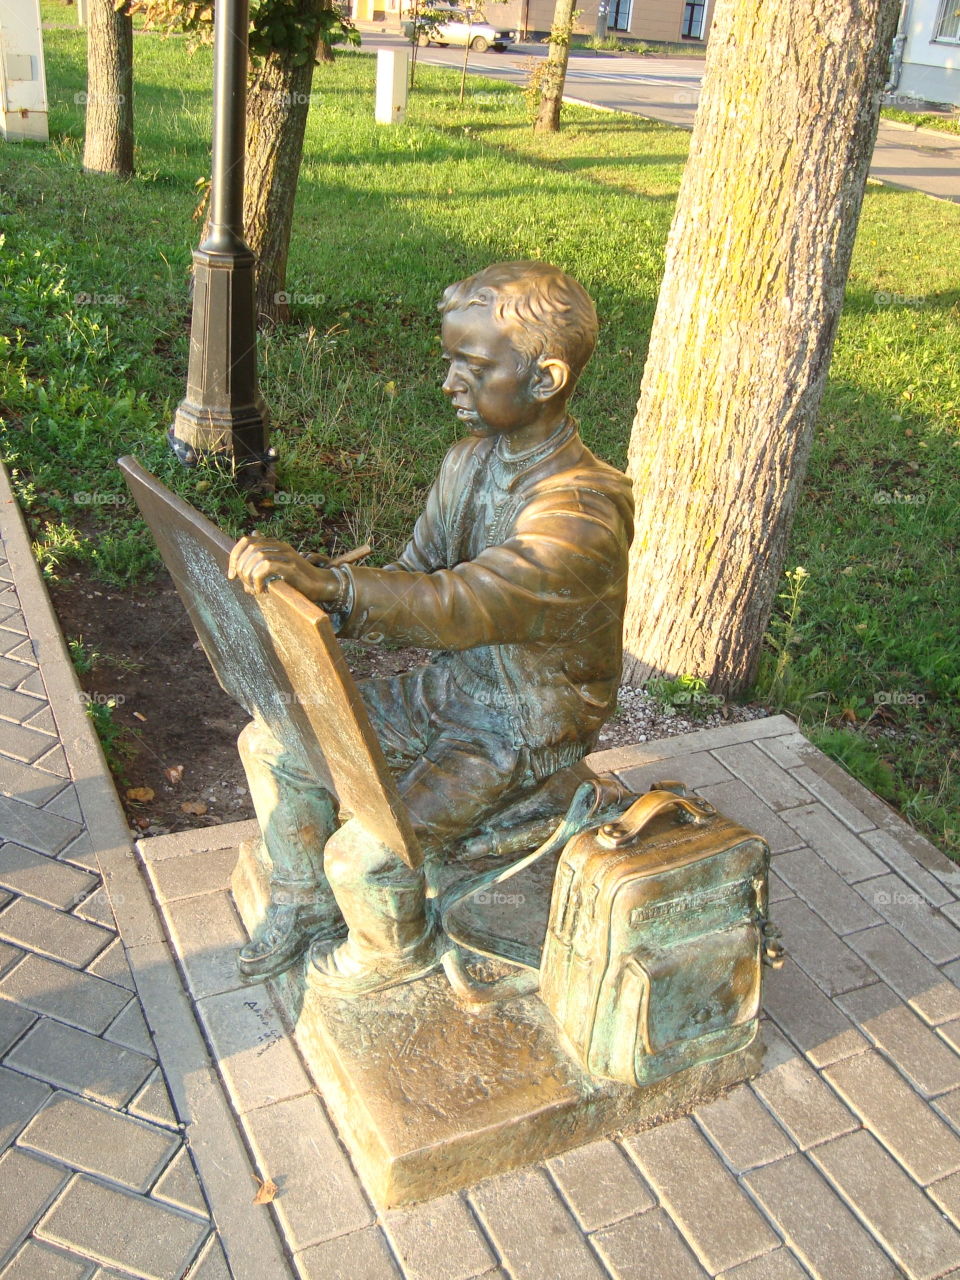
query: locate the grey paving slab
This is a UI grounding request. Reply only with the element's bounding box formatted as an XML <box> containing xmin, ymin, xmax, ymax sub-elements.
<box><xmin>0</xmin><ymin>941</ymin><xmax>19</xmax><ymax>977</ymax></box>
<box><xmin>5</xmin><ymin>1016</ymin><xmax>154</xmax><ymax>1107</ymax></box>
<box><xmin>824</xmin><ymin>1050</ymin><xmax>960</xmax><ymax>1184</ymax></box>
<box><xmin>717</xmin><ymin>1252</ymin><xmax>809</xmax><ymax>1280</ymax></box>
<box><xmin>762</xmin><ymin>957</ymin><xmax>868</xmax><ymax>1066</ymax></box>
<box><xmin>863</xmin><ymin>829</ymin><xmax>957</xmax><ymax>906</ymax></box>
<box><xmin>0</xmin><ymin>793</ymin><xmax>80</xmax><ymax>854</ymax></box>
<box><xmin>624</xmin><ymin>1117</ymin><xmax>779</xmax><ymax>1272</ymax></box>
<box><xmin>0</xmin><ymin>1238</ymin><xmax>95</xmax><ymax>1280</ymax></box>
<box><xmin>0</xmin><ymin>954</ymin><xmax>131</xmax><ymax>1033</ymax></box>
<box><xmin>929</xmin><ymin>1170</ymin><xmax>960</xmax><ymax>1229</ymax></box>
<box><xmin>243</xmin><ymin>1092</ymin><xmax>373</xmax><ymax>1249</ymax></box>
<box><xmin>694</xmin><ymin>1083</ymin><xmax>795</xmax><ymax>1172</ymax></box>
<box><xmin>711</xmin><ymin>743</ymin><xmax>812</xmax><ymax>811</ymax></box>
<box><xmin>294</xmin><ymin>1225</ymin><xmax>402</xmax><ymax>1280</ymax></box>
<box><xmin>469</xmin><ymin>1167</ymin><xmax>608</xmax><ymax>1280</ymax></box>
<box><xmin>0</xmin><ymin>897</ymin><xmax>112</xmax><ymax>969</ymax></box>
<box><xmin>591</xmin><ymin>1208</ymin><xmax>708</xmax><ymax>1280</ymax></box>
<box><xmin>773</xmin><ymin>847</ymin><xmax>882</xmax><ymax>935</ymax></box>
<box><xmin>0</xmin><ymin>1146</ymin><xmax>70</xmax><ymax>1267</ymax></box>
<box><xmin>43</xmin><ymin>783</ymin><xmax>84</xmax><ymax>825</ymax></box>
<box><xmin>383</xmin><ymin>1193</ymin><xmax>495</xmax><ymax>1280</ymax></box>
<box><xmin>772</xmin><ymin>899</ymin><xmax>875</xmax><ymax>997</ymax></box>
<box><xmin>0</xmin><ymin>1063</ymin><xmax>51</xmax><ymax>1153</ymax></box>
<box><xmin>85</xmin><ymin>939</ymin><xmax>135</xmax><ymax>992</ymax></box>
<box><xmin>37</xmin><ymin>1174</ymin><xmax>209</xmax><ymax>1280</ymax></box>
<box><xmin>0</xmin><ymin>716</ymin><xmax>60</xmax><ymax>764</ymax></box>
<box><xmin>73</xmin><ymin>886</ymin><xmax>117</xmax><ymax>930</ymax></box>
<box><xmin>18</xmin><ymin>1091</ymin><xmax>179</xmax><ymax>1191</ymax></box>
<box><xmin>0</xmin><ymin>998</ymin><xmax>34</xmax><ymax>1056</ymax></box>
<box><xmin>855</xmin><ymin>872</ymin><xmax>960</xmax><ymax>964</ymax></box>
<box><xmin>810</xmin><ymin>1129</ymin><xmax>960</xmax><ymax>1279</ymax></box>
<box><xmin>103</xmin><ymin>996</ymin><xmax>155</xmax><ymax>1056</ymax></box>
<box><xmin>35</xmin><ymin>741</ymin><xmax>70</xmax><ymax>778</ymax></box>
<box><xmin>547</xmin><ymin>1138</ymin><xmax>655</xmax><ymax>1231</ymax></box>
<box><xmin>0</xmin><ymin>688</ymin><xmax>48</xmax><ymax>725</ymax></box>
<box><xmin>846</xmin><ymin>925</ymin><xmax>960</xmax><ymax>1025</ymax></box>
<box><xmin>837</xmin><ymin>982</ymin><xmax>960</xmax><ymax>1097</ymax></box>
<box><xmin>183</xmin><ymin>1236</ymin><xmax>230</xmax><ymax>1280</ymax></box>
<box><xmin>751</xmin><ymin>1038</ymin><xmax>858</xmax><ymax>1150</ymax></box>
<box><xmin>128</xmin><ymin>1068</ymin><xmax>179</xmax><ymax>1131</ymax></box>
<box><xmin>788</xmin><ymin>765</ymin><xmax>876</xmax><ymax>834</ymax></box>
<box><xmin>163</xmin><ymin>890</ymin><xmax>249</xmax><ymax>1000</ymax></box>
<box><xmin>611</xmin><ymin>749</ymin><xmax>733</xmax><ymax>794</ymax></box>
<box><xmin>146</xmin><ymin>845</ymin><xmax>241</xmax><ymax>904</ymax></box>
<box><xmin>692</xmin><ymin>780</ymin><xmax>801</xmax><ymax>854</ymax></box>
<box><xmin>744</xmin><ymin>1153</ymin><xmax>901</xmax><ymax>1280</ymax></box>
<box><xmin>0</xmin><ymin>843</ymin><xmax>97</xmax><ymax>910</ymax></box>
<box><xmin>152</xmin><ymin>1147</ymin><xmax>209</xmax><ymax>1218</ymax></box>
<box><xmin>779</xmin><ymin>804</ymin><xmax>886</xmax><ymax>882</ymax></box>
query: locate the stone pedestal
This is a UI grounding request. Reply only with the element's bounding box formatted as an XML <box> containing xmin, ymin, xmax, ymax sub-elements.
<box><xmin>232</xmin><ymin>841</ymin><xmax>763</xmax><ymax>1208</ymax></box>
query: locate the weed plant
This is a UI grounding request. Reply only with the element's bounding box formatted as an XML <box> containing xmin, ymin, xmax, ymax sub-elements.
<box><xmin>1</xmin><ymin>30</ymin><xmax>958</xmax><ymax>851</ymax></box>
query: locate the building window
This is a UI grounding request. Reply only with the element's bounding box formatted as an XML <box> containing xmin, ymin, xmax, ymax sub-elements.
<box><xmin>608</xmin><ymin>0</ymin><xmax>631</xmax><ymax>32</ymax></box>
<box><xmin>935</xmin><ymin>0</ymin><xmax>960</xmax><ymax>41</ymax></box>
<box><xmin>682</xmin><ymin>1</ymin><xmax>706</xmax><ymax>39</ymax></box>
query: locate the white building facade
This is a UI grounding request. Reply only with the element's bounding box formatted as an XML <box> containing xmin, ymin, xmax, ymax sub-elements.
<box><xmin>891</xmin><ymin>0</ymin><xmax>959</xmax><ymax>106</ymax></box>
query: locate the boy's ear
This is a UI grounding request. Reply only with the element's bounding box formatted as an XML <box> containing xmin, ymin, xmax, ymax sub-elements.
<box><xmin>531</xmin><ymin>357</ymin><xmax>570</xmax><ymax>401</ymax></box>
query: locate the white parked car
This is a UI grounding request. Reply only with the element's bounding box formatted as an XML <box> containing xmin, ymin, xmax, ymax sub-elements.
<box><xmin>406</xmin><ymin>7</ymin><xmax>517</xmax><ymax>52</ymax></box>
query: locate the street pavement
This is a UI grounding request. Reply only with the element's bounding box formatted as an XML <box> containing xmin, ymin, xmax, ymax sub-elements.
<box><xmin>359</xmin><ymin>27</ymin><xmax>960</xmax><ymax>202</ymax></box>
<box><xmin>4</xmin><ymin>450</ymin><xmax>960</xmax><ymax>1277</ymax></box>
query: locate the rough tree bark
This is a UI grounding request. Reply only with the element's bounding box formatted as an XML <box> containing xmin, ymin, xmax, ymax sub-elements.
<box><xmin>534</xmin><ymin>0</ymin><xmax>576</xmax><ymax>133</ymax></box>
<box><xmin>244</xmin><ymin>50</ymin><xmax>316</xmax><ymax>326</ymax></box>
<box><xmin>621</xmin><ymin>0</ymin><xmax>900</xmax><ymax>696</ymax></box>
<box><xmin>82</xmin><ymin>0</ymin><xmax>134</xmax><ymax>174</ymax></box>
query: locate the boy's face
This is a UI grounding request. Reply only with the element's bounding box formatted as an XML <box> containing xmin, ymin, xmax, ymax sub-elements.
<box><xmin>440</xmin><ymin>306</ymin><xmax>544</xmax><ymax>438</ymax></box>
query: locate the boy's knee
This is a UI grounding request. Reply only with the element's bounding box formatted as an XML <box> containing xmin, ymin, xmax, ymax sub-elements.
<box><xmin>324</xmin><ymin>821</ymin><xmax>401</xmax><ymax>890</ymax></box>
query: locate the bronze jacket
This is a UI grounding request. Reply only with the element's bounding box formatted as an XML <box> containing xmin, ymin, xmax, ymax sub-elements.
<box><xmin>339</xmin><ymin>420</ymin><xmax>635</xmax><ymax>776</ymax></box>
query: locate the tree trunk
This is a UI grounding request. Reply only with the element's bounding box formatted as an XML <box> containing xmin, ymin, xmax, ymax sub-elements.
<box><xmin>534</xmin><ymin>0</ymin><xmax>576</xmax><ymax>133</ymax></box>
<box><xmin>82</xmin><ymin>0</ymin><xmax>134</xmax><ymax>175</ymax></box>
<box><xmin>244</xmin><ymin>51</ymin><xmax>316</xmax><ymax>326</ymax></box>
<box><xmin>621</xmin><ymin>0</ymin><xmax>899</xmax><ymax>696</ymax></box>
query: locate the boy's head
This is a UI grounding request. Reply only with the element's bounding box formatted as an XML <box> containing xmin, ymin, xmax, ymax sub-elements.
<box><xmin>439</xmin><ymin>261</ymin><xmax>598</xmax><ymax>386</ymax></box>
<box><xmin>438</xmin><ymin>262</ymin><xmax>598</xmax><ymax>441</ymax></box>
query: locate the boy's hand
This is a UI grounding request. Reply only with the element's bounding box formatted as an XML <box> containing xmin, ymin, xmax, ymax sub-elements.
<box><xmin>228</xmin><ymin>535</ymin><xmax>341</xmax><ymax>603</ymax></box>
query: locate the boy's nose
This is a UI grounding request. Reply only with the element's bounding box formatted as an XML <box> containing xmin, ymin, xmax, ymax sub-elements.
<box><xmin>442</xmin><ymin>366</ymin><xmax>464</xmax><ymax>396</ymax></box>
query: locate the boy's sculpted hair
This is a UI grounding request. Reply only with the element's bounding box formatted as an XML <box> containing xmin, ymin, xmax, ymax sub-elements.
<box><xmin>439</xmin><ymin>261</ymin><xmax>598</xmax><ymax>384</ymax></box>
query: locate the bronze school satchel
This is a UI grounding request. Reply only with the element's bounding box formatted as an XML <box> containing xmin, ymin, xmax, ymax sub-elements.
<box><xmin>442</xmin><ymin>781</ymin><xmax>784</xmax><ymax>1090</ymax></box>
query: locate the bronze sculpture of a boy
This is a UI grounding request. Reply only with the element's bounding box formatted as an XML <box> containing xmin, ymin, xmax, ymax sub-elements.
<box><xmin>228</xmin><ymin>260</ymin><xmax>634</xmax><ymax>998</ymax></box>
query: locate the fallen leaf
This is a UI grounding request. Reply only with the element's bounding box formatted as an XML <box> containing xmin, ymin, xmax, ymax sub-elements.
<box><xmin>840</xmin><ymin>708</ymin><xmax>858</xmax><ymax>725</ymax></box>
<box><xmin>134</xmin><ymin>816</ymin><xmax>151</xmax><ymax>830</ymax></box>
<box><xmin>126</xmin><ymin>786</ymin><xmax>155</xmax><ymax>803</ymax></box>
<box><xmin>180</xmin><ymin>800</ymin><xmax>208</xmax><ymax>815</ymax></box>
<box><xmin>253</xmin><ymin>1176</ymin><xmax>278</xmax><ymax>1205</ymax></box>
<box><xmin>165</xmin><ymin>765</ymin><xmax>184</xmax><ymax>785</ymax></box>
<box><xmin>133</xmin><ymin>711</ymin><xmax>147</xmax><ymax>722</ymax></box>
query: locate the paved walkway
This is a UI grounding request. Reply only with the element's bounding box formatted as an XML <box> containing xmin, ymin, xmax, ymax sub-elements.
<box><xmin>3</xmin><ymin>454</ymin><xmax>960</xmax><ymax>1279</ymax></box>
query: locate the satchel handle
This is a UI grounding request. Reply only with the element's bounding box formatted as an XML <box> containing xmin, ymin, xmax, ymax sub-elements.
<box><xmin>597</xmin><ymin>785</ymin><xmax>716</xmax><ymax>849</ymax></box>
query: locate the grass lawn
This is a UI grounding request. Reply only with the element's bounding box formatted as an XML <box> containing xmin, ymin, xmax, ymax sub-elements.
<box><xmin>2</xmin><ymin>26</ymin><xmax>958</xmax><ymax>853</ymax></box>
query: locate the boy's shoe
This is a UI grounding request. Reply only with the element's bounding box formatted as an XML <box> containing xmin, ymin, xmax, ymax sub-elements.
<box><xmin>238</xmin><ymin>900</ymin><xmax>346</xmax><ymax>982</ymax></box>
<box><xmin>306</xmin><ymin>926</ymin><xmax>448</xmax><ymax>998</ymax></box>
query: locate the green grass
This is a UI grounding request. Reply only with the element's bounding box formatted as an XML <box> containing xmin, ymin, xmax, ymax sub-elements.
<box><xmin>881</xmin><ymin>106</ymin><xmax>960</xmax><ymax>136</ymax></box>
<box><xmin>2</xmin><ymin>28</ymin><xmax>958</xmax><ymax>853</ymax></box>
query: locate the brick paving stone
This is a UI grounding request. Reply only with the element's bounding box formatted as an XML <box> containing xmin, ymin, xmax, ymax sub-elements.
<box><xmin>0</xmin><ymin>954</ymin><xmax>131</xmax><ymax>1033</ymax></box>
<box><xmin>929</xmin><ymin>1171</ymin><xmax>960</xmax><ymax>1227</ymax></box>
<box><xmin>779</xmin><ymin>805</ymin><xmax>886</xmax><ymax>882</ymax></box>
<box><xmin>774</xmin><ymin>848</ymin><xmax>881</xmax><ymax>935</ymax></box>
<box><xmin>624</xmin><ymin>1117</ymin><xmax>779</xmax><ymax>1273</ymax></box>
<box><xmin>846</xmin><ymin>925</ymin><xmax>960</xmax><ymax>1025</ymax></box>
<box><xmin>763</xmin><ymin>958</ymin><xmax>867</xmax><ymax>1066</ymax></box>
<box><xmin>855</xmin><ymin>873</ymin><xmax>960</xmax><ymax>964</ymax></box>
<box><xmin>470</xmin><ymin>1167</ymin><xmax>608</xmax><ymax>1280</ymax></box>
<box><xmin>0</xmin><ymin>941</ymin><xmax>19</xmax><ymax>977</ymax></box>
<box><xmin>591</xmin><ymin>1208</ymin><xmax>708</xmax><ymax>1280</ymax></box>
<box><xmin>4</xmin><ymin>638</ymin><xmax>36</xmax><ymax>666</ymax></box>
<box><xmin>936</xmin><ymin>1088</ymin><xmax>960</xmax><ymax>1131</ymax></box>
<box><xmin>16</xmin><ymin>670</ymin><xmax>45</xmax><ymax>697</ymax></box>
<box><xmin>0</xmin><ymin>1063</ymin><xmax>51</xmax><ymax>1152</ymax></box>
<box><xmin>21</xmin><ymin>701</ymin><xmax>58</xmax><ymax>735</ymax></box>
<box><xmin>0</xmin><ymin>688</ymin><xmax>46</xmax><ymax>724</ymax></box>
<box><xmin>5</xmin><ymin>1016</ymin><xmax>153</xmax><ymax>1107</ymax></box>
<box><xmin>717</xmin><ymin>1251</ymin><xmax>809</xmax><ymax>1280</ymax></box>
<box><xmin>184</xmin><ymin>1236</ymin><xmax>230</xmax><ymax>1280</ymax></box>
<box><xmin>43</xmin><ymin>785</ymin><xmax>83</xmax><ymax>825</ymax></box>
<box><xmin>37</xmin><ymin>1173</ymin><xmax>209</xmax><ymax>1280</ymax></box>
<box><xmin>711</xmin><ymin>743</ymin><xmax>812</xmax><ymax>811</ymax></box>
<box><xmin>613</xmin><ymin>749</ymin><xmax>733</xmax><ymax>794</ymax></box>
<box><xmin>103</xmin><ymin>998</ymin><xmax>155</xmax><ymax>1057</ymax></box>
<box><xmin>164</xmin><ymin>891</ymin><xmax>249</xmax><ymax>1001</ymax></box>
<box><xmin>937</xmin><ymin>1020</ymin><xmax>960</xmax><ymax>1056</ymax></box>
<box><xmin>837</xmin><ymin>983</ymin><xmax>960</xmax><ymax>1097</ymax></box>
<box><xmin>195</xmin><ymin>984</ymin><xmax>311</xmax><ymax>1114</ymax></box>
<box><xmin>811</xmin><ymin>1128</ymin><xmax>960</xmax><ymax>1279</ymax></box>
<box><xmin>73</xmin><ymin>887</ymin><xmax>117</xmax><ymax>931</ymax></box>
<box><xmin>18</xmin><ymin>1091</ymin><xmax>179</xmax><ymax>1192</ymax></box>
<box><xmin>86</xmin><ymin>940</ymin><xmax>134</xmax><ymax>992</ymax></box>
<box><xmin>744</xmin><ymin>1152</ymin><xmax>900</xmax><ymax>1280</ymax></box>
<box><xmin>0</xmin><ymin>844</ymin><xmax>97</xmax><ymax>910</ymax></box>
<box><xmin>773</xmin><ymin>899</ymin><xmax>875</xmax><ymax>996</ymax></box>
<box><xmin>695</xmin><ymin>1084</ymin><xmax>795</xmax><ymax>1172</ymax></box>
<box><xmin>0</xmin><ymin>794</ymin><xmax>80</xmax><ymax>854</ymax></box>
<box><xmin>824</xmin><ymin>1050</ymin><xmax>960</xmax><ymax>1184</ymax></box>
<box><xmin>59</xmin><ymin>830</ymin><xmax>99</xmax><ymax>873</ymax></box>
<box><xmin>547</xmin><ymin>1138</ymin><xmax>655</xmax><ymax>1230</ymax></box>
<box><xmin>0</xmin><ymin>1147</ymin><xmax>70</xmax><ymax>1267</ymax></box>
<box><xmin>35</xmin><ymin>742</ymin><xmax>69</xmax><ymax>778</ymax></box>
<box><xmin>295</xmin><ymin>1226</ymin><xmax>402</xmax><ymax>1280</ymax></box>
<box><xmin>0</xmin><ymin>717</ymin><xmax>61</xmax><ymax>764</ymax></box>
<box><xmin>0</xmin><ymin>998</ymin><xmax>34</xmax><ymax>1055</ymax></box>
<box><xmin>751</xmin><ymin>1048</ymin><xmax>856</xmax><ymax>1150</ymax></box>
<box><xmin>862</xmin><ymin>829</ymin><xmax>955</xmax><ymax>908</ymax></box>
<box><xmin>383</xmin><ymin>1193</ymin><xmax>495</xmax><ymax>1280</ymax></box>
<box><xmin>787</xmin><ymin>766</ymin><xmax>875</xmax><ymax>833</ymax></box>
<box><xmin>0</xmin><ymin>898</ymin><xmax>111</xmax><ymax>969</ymax></box>
<box><xmin>756</xmin><ymin>733</ymin><xmax>810</xmax><ymax>771</ymax></box>
<box><xmin>152</xmin><ymin>1146</ymin><xmax>208</xmax><ymax>1217</ymax></box>
<box><xmin>0</xmin><ymin>754</ymin><xmax>69</xmax><ymax>806</ymax></box>
<box><xmin>128</xmin><ymin>1069</ymin><xmax>179</xmax><ymax>1130</ymax></box>
<box><xmin>766</xmin><ymin>869</ymin><xmax>793</xmax><ymax>904</ymax></box>
<box><xmin>244</xmin><ymin>1092</ymin><xmax>372</xmax><ymax>1249</ymax></box>
<box><xmin>147</xmin><ymin>847</ymin><xmax>243</xmax><ymax>905</ymax></box>
<box><xmin>692</xmin><ymin>781</ymin><xmax>800</xmax><ymax>854</ymax></box>
<box><xmin>0</xmin><ymin>1238</ymin><xmax>95</xmax><ymax>1280</ymax></box>
<box><xmin>0</xmin><ymin>657</ymin><xmax>36</xmax><ymax>690</ymax></box>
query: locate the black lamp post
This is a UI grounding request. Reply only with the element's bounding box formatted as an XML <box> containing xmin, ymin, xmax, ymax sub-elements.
<box><xmin>168</xmin><ymin>0</ymin><xmax>271</xmax><ymax>482</ymax></box>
